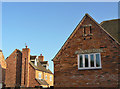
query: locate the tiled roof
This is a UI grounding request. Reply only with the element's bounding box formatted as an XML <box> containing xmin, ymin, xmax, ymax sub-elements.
<box><xmin>29</xmin><ymin>61</ymin><xmax>53</xmax><ymax>74</ymax></box>
<box><xmin>36</xmin><ymin>78</ymin><xmax>49</xmax><ymax>85</ymax></box>
<box><xmin>100</xmin><ymin>19</ymin><xmax>120</xmax><ymax>43</ymax></box>
<box><xmin>40</xmin><ymin>61</ymin><xmax>48</xmax><ymax>64</ymax></box>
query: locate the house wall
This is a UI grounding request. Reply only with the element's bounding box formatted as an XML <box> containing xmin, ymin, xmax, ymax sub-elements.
<box><xmin>54</xmin><ymin>15</ymin><xmax>120</xmax><ymax>87</ymax></box>
<box><xmin>35</xmin><ymin>70</ymin><xmax>54</xmax><ymax>87</ymax></box>
<box><xmin>0</xmin><ymin>65</ymin><xmax>2</xmax><ymax>88</ymax></box>
<box><xmin>29</xmin><ymin>64</ymin><xmax>40</xmax><ymax>87</ymax></box>
<box><xmin>5</xmin><ymin>49</ymin><xmax>22</xmax><ymax>87</ymax></box>
<box><xmin>0</xmin><ymin>51</ymin><xmax>6</xmax><ymax>88</ymax></box>
<box><xmin>0</xmin><ymin>50</ymin><xmax>6</xmax><ymax>88</ymax></box>
<box><xmin>44</xmin><ymin>72</ymin><xmax>53</xmax><ymax>87</ymax></box>
<box><xmin>36</xmin><ymin>70</ymin><xmax>43</xmax><ymax>79</ymax></box>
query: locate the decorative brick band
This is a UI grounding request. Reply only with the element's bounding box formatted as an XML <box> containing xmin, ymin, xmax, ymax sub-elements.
<box><xmin>75</xmin><ymin>48</ymin><xmax>105</xmax><ymax>54</ymax></box>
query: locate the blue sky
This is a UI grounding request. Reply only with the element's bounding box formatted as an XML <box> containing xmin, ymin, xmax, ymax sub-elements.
<box><xmin>2</xmin><ymin>2</ymin><xmax>118</xmax><ymax>72</ymax></box>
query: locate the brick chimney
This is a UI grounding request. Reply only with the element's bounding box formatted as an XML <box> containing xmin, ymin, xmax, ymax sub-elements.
<box><xmin>38</xmin><ymin>54</ymin><xmax>44</xmax><ymax>61</ymax></box>
<box><xmin>21</xmin><ymin>45</ymin><xmax>30</xmax><ymax>87</ymax></box>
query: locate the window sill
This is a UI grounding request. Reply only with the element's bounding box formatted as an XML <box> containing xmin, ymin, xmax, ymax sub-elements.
<box><xmin>78</xmin><ymin>67</ymin><xmax>102</xmax><ymax>70</ymax></box>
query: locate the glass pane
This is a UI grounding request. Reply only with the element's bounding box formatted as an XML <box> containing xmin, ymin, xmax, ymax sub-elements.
<box><xmin>85</xmin><ymin>55</ymin><xmax>88</xmax><ymax>67</ymax></box>
<box><xmin>79</xmin><ymin>55</ymin><xmax>83</xmax><ymax>67</ymax></box>
<box><xmin>90</xmin><ymin>54</ymin><xmax>94</xmax><ymax>67</ymax></box>
<box><xmin>96</xmin><ymin>54</ymin><xmax>100</xmax><ymax>67</ymax></box>
<box><xmin>39</xmin><ymin>74</ymin><xmax>41</xmax><ymax>79</ymax></box>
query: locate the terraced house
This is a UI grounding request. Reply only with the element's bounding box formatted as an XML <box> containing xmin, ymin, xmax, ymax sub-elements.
<box><xmin>5</xmin><ymin>46</ymin><xmax>53</xmax><ymax>88</ymax></box>
<box><xmin>53</xmin><ymin>14</ymin><xmax>120</xmax><ymax>88</ymax></box>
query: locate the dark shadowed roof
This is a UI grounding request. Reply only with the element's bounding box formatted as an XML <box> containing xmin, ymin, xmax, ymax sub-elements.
<box><xmin>0</xmin><ymin>50</ymin><xmax>2</xmax><ymax>52</ymax></box>
<box><xmin>100</xmin><ymin>19</ymin><xmax>120</xmax><ymax>43</ymax></box>
<box><xmin>29</xmin><ymin>61</ymin><xmax>53</xmax><ymax>74</ymax></box>
<box><xmin>40</xmin><ymin>61</ymin><xmax>48</xmax><ymax>64</ymax></box>
<box><xmin>30</xmin><ymin>55</ymin><xmax>37</xmax><ymax>60</ymax></box>
<box><xmin>36</xmin><ymin>78</ymin><xmax>49</xmax><ymax>85</ymax></box>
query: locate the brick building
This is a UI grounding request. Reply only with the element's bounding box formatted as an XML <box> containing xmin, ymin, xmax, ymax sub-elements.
<box><xmin>5</xmin><ymin>46</ymin><xmax>53</xmax><ymax>88</ymax></box>
<box><xmin>0</xmin><ymin>50</ymin><xmax>6</xmax><ymax>88</ymax></box>
<box><xmin>53</xmin><ymin>14</ymin><xmax>120</xmax><ymax>88</ymax></box>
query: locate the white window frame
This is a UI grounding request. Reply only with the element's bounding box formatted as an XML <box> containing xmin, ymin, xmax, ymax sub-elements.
<box><xmin>45</xmin><ymin>75</ymin><xmax>47</xmax><ymax>80</ymax></box>
<box><xmin>78</xmin><ymin>53</ymin><xmax>102</xmax><ymax>70</ymax></box>
<box><xmin>50</xmin><ymin>75</ymin><xmax>52</xmax><ymax>81</ymax></box>
<box><xmin>38</xmin><ymin>73</ymin><xmax>42</xmax><ymax>79</ymax></box>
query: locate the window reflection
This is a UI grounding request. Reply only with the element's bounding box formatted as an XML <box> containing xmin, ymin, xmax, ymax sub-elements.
<box><xmin>90</xmin><ymin>54</ymin><xmax>94</xmax><ymax>67</ymax></box>
<box><xmin>79</xmin><ymin>55</ymin><xmax>83</xmax><ymax>67</ymax></box>
<box><xmin>96</xmin><ymin>54</ymin><xmax>100</xmax><ymax>67</ymax></box>
<box><xmin>85</xmin><ymin>55</ymin><xmax>88</xmax><ymax>67</ymax></box>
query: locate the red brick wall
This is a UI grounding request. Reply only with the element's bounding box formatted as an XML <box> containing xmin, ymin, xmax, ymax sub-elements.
<box><xmin>21</xmin><ymin>47</ymin><xmax>30</xmax><ymax>87</ymax></box>
<box><xmin>54</xmin><ymin>15</ymin><xmax>120</xmax><ymax>87</ymax></box>
<box><xmin>29</xmin><ymin>64</ymin><xmax>40</xmax><ymax>87</ymax></box>
<box><xmin>0</xmin><ymin>65</ymin><xmax>2</xmax><ymax>84</ymax></box>
<box><xmin>16</xmin><ymin>50</ymin><xmax>22</xmax><ymax>87</ymax></box>
<box><xmin>0</xmin><ymin>51</ymin><xmax>6</xmax><ymax>87</ymax></box>
<box><xmin>5</xmin><ymin>49</ymin><xmax>22</xmax><ymax>87</ymax></box>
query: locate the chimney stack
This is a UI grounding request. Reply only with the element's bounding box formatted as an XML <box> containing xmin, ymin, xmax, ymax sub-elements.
<box><xmin>38</xmin><ymin>54</ymin><xmax>44</xmax><ymax>61</ymax></box>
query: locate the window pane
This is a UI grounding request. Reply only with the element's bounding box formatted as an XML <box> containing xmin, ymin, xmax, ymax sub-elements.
<box><xmin>90</xmin><ymin>54</ymin><xmax>94</xmax><ymax>67</ymax></box>
<box><xmin>85</xmin><ymin>55</ymin><xmax>88</xmax><ymax>67</ymax></box>
<box><xmin>96</xmin><ymin>54</ymin><xmax>100</xmax><ymax>67</ymax></box>
<box><xmin>79</xmin><ymin>55</ymin><xmax>83</xmax><ymax>67</ymax></box>
<box><xmin>39</xmin><ymin>73</ymin><xmax>41</xmax><ymax>79</ymax></box>
<box><xmin>50</xmin><ymin>76</ymin><xmax>52</xmax><ymax>81</ymax></box>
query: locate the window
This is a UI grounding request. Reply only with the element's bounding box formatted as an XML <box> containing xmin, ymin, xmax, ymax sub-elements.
<box><xmin>50</xmin><ymin>76</ymin><xmax>52</xmax><ymax>81</ymax></box>
<box><xmin>83</xmin><ymin>27</ymin><xmax>86</xmax><ymax>34</ymax></box>
<box><xmin>45</xmin><ymin>75</ymin><xmax>47</xmax><ymax>80</ymax></box>
<box><xmin>78</xmin><ymin>53</ymin><xmax>102</xmax><ymax>70</ymax></box>
<box><xmin>39</xmin><ymin>73</ymin><xmax>42</xmax><ymax>79</ymax></box>
<box><xmin>90</xmin><ymin>26</ymin><xmax>92</xmax><ymax>33</ymax></box>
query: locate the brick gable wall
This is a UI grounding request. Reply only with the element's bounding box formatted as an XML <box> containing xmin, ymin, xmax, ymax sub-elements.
<box><xmin>5</xmin><ymin>49</ymin><xmax>22</xmax><ymax>87</ymax></box>
<box><xmin>53</xmin><ymin>15</ymin><xmax>120</xmax><ymax>87</ymax></box>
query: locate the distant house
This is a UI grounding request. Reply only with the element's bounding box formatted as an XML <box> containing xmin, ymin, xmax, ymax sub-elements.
<box><xmin>0</xmin><ymin>50</ymin><xmax>6</xmax><ymax>88</ymax></box>
<box><xmin>5</xmin><ymin>46</ymin><xmax>53</xmax><ymax>88</ymax></box>
<box><xmin>53</xmin><ymin>14</ymin><xmax>119</xmax><ymax>88</ymax></box>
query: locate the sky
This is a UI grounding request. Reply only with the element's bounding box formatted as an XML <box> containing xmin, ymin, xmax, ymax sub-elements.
<box><xmin>2</xmin><ymin>2</ymin><xmax>118</xmax><ymax>73</ymax></box>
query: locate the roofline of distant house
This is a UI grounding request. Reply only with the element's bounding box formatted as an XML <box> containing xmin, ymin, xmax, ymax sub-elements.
<box><xmin>0</xmin><ymin>49</ymin><xmax>2</xmax><ymax>52</ymax></box>
<box><xmin>100</xmin><ymin>19</ymin><xmax>120</xmax><ymax>25</ymax></box>
<box><xmin>52</xmin><ymin>13</ymin><xmax>120</xmax><ymax>62</ymax></box>
<box><xmin>29</xmin><ymin>61</ymin><xmax>53</xmax><ymax>74</ymax></box>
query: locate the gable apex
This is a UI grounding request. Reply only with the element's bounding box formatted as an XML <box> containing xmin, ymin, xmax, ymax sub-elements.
<box><xmin>52</xmin><ymin>13</ymin><xmax>92</xmax><ymax>61</ymax></box>
<box><xmin>52</xmin><ymin>13</ymin><xmax>119</xmax><ymax>62</ymax></box>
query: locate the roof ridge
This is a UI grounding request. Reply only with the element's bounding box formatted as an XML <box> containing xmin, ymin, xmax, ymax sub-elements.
<box><xmin>100</xmin><ymin>19</ymin><xmax>120</xmax><ymax>25</ymax></box>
